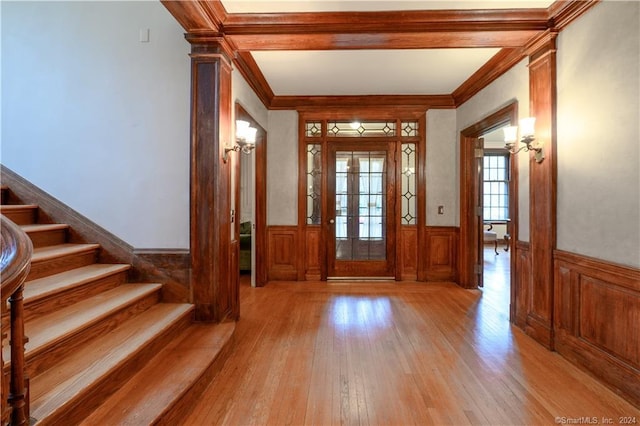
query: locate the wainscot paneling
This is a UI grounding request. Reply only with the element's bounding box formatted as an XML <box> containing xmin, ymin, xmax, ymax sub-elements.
<box><xmin>423</xmin><ymin>227</ymin><xmax>458</xmax><ymax>282</ymax></box>
<box><xmin>267</xmin><ymin>226</ymin><xmax>299</xmax><ymax>281</ymax></box>
<box><xmin>513</xmin><ymin>241</ymin><xmax>531</xmax><ymax>329</ymax></box>
<box><xmin>304</xmin><ymin>226</ymin><xmax>322</xmax><ymax>281</ymax></box>
<box><xmin>553</xmin><ymin>250</ymin><xmax>640</xmax><ymax>407</ymax></box>
<box><xmin>400</xmin><ymin>226</ymin><xmax>418</xmax><ymax>281</ymax></box>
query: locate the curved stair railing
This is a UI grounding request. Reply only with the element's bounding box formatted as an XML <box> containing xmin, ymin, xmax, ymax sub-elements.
<box><xmin>1</xmin><ymin>215</ymin><xmax>33</xmax><ymax>426</ymax></box>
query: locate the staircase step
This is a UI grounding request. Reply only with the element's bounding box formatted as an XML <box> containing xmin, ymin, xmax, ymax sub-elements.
<box><xmin>22</xmin><ymin>223</ymin><xmax>70</xmax><ymax>248</ymax></box>
<box><xmin>80</xmin><ymin>322</ymin><xmax>234</xmax><ymax>426</ymax></box>
<box><xmin>0</xmin><ymin>204</ymin><xmax>38</xmax><ymax>225</ymax></box>
<box><xmin>28</xmin><ymin>243</ymin><xmax>101</xmax><ymax>280</ymax></box>
<box><xmin>2</xmin><ymin>283</ymin><xmax>162</xmax><ymax>378</ymax></box>
<box><xmin>29</xmin><ymin>303</ymin><xmax>194</xmax><ymax>426</ymax></box>
<box><xmin>23</xmin><ymin>264</ymin><xmax>131</xmax><ymax>321</ymax></box>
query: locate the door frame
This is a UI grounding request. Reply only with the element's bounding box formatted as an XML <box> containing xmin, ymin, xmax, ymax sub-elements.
<box><xmin>325</xmin><ymin>141</ymin><xmax>397</xmax><ymax>279</ymax></box>
<box><xmin>459</xmin><ymin>101</ymin><xmax>518</xmax><ymax>319</ymax></box>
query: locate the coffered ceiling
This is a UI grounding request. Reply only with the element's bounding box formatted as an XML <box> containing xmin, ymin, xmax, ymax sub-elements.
<box><xmin>162</xmin><ymin>0</ymin><xmax>591</xmax><ymax>108</ymax></box>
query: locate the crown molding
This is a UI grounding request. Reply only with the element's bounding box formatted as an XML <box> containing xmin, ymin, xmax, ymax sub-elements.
<box><xmin>453</xmin><ymin>48</ymin><xmax>526</xmax><ymax>106</ymax></box>
<box><xmin>547</xmin><ymin>0</ymin><xmax>600</xmax><ymax>31</ymax></box>
<box><xmin>233</xmin><ymin>51</ymin><xmax>275</xmax><ymax>108</ymax></box>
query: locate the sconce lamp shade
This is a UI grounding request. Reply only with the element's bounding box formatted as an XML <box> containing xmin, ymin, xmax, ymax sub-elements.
<box><xmin>236</xmin><ymin>120</ymin><xmax>251</xmax><ymax>141</ymax></box>
<box><xmin>503</xmin><ymin>126</ymin><xmax>518</xmax><ymax>144</ymax></box>
<box><xmin>520</xmin><ymin>117</ymin><xmax>536</xmax><ymax>138</ymax></box>
<box><xmin>244</xmin><ymin>126</ymin><xmax>258</xmax><ymax>145</ymax></box>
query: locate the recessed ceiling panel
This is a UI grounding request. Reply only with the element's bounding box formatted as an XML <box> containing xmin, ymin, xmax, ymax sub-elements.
<box><xmin>251</xmin><ymin>48</ymin><xmax>501</xmax><ymax>96</ymax></box>
<box><xmin>222</xmin><ymin>0</ymin><xmax>553</xmax><ymax>14</ymax></box>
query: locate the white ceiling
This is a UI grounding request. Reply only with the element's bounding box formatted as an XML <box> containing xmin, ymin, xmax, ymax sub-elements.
<box><xmin>221</xmin><ymin>1</ymin><xmax>554</xmax><ymax>96</ymax></box>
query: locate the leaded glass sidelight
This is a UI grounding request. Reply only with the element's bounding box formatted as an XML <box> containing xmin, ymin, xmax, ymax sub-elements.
<box><xmin>401</xmin><ymin>143</ymin><xmax>417</xmax><ymax>225</ymax></box>
<box><xmin>306</xmin><ymin>144</ymin><xmax>322</xmax><ymax>224</ymax></box>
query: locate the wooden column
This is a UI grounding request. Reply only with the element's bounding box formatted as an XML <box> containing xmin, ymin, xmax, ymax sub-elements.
<box><xmin>188</xmin><ymin>37</ymin><xmax>236</xmax><ymax>322</ymax></box>
<box><xmin>525</xmin><ymin>32</ymin><xmax>557</xmax><ymax>349</ymax></box>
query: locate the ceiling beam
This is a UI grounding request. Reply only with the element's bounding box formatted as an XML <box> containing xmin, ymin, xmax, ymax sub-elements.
<box><xmin>229</xmin><ymin>30</ymin><xmax>541</xmax><ymax>51</ymax></box>
<box><xmin>269</xmin><ymin>95</ymin><xmax>455</xmax><ymax>110</ymax></box>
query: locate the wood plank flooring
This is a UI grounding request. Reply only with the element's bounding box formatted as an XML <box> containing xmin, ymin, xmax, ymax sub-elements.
<box><xmin>186</xmin><ymin>266</ymin><xmax>639</xmax><ymax>425</ymax></box>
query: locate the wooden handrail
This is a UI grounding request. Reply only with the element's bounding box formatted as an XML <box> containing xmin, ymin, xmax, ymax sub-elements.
<box><xmin>1</xmin><ymin>214</ymin><xmax>33</xmax><ymax>426</ymax></box>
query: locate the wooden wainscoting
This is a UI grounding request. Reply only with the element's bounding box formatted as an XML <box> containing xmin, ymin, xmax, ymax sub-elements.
<box><xmin>267</xmin><ymin>226</ymin><xmax>299</xmax><ymax>281</ymax></box>
<box><xmin>422</xmin><ymin>226</ymin><xmax>458</xmax><ymax>282</ymax></box>
<box><xmin>513</xmin><ymin>241</ymin><xmax>531</xmax><ymax>328</ymax></box>
<box><xmin>304</xmin><ymin>226</ymin><xmax>322</xmax><ymax>281</ymax></box>
<box><xmin>553</xmin><ymin>250</ymin><xmax>640</xmax><ymax>407</ymax></box>
<box><xmin>400</xmin><ymin>226</ymin><xmax>418</xmax><ymax>281</ymax></box>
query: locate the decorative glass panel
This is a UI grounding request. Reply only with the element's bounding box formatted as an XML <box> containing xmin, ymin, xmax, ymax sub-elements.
<box><xmin>306</xmin><ymin>121</ymin><xmax>322</xmax><ymax>137</ymax></box>
<box><xmin>334</xmin><ymin>151</ymin><xmax>386</xmax><ymax>261</ymax></box>
<box><xmin>401</xmin><ymin>144</ymin><xmax>417</xmax><ymax>225</ymax></box>
<box><xmin>327</xmin><ymin>121</ymin><xmax>396</xmax><ymax>137</ymax></box>
<box><xmin>401</xmin><ymin>121</ymin><xmax>419</xmax><ymax>137</ymax></box>
<box><xmin>306</xmin><ymin>144</ymin><xmax>322</xmax><ymax>224</ymax></box>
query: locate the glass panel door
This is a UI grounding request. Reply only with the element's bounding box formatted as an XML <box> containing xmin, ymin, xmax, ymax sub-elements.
<box><xmin>327</xmin><ymin>143</ymin><xmax>395</xmax><ymax>278</ymax></box>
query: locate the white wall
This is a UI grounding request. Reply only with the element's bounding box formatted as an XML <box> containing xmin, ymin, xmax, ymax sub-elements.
<box><xmin>426</xmin><ymin>109</ymin><xmax>458</xmax><ymax>226</ymax></box>
<box><xmin>456</xmin><ymin>60</ymin><xmax>531</xmax><ymax>241</ymax></box>
<box><xmin>266</xmin><ymin>110</ymin><xmax>298</xmax><ymax>225</ymax></box>
<box><xmin>556</xmin><ymin>1</ymin><xmax>640</xmax><ymax>268</ymax></box>
<box><xmin>1</xmin><ymin>1</ymin><xmax>191</xmax><ymax>248</ymax></box>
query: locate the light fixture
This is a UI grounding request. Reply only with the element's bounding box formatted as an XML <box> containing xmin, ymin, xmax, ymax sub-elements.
<box><xmin>223</xmin><ymin>119</ymin><xmax>257</xmax><ymax>163</ymax></box>
<box><xmin>503</xmin><ymin>117</ymin><xmax>544</xmax><ymax>163</ymax></box>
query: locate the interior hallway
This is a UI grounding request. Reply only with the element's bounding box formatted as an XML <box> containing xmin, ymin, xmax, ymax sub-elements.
<box><xmin>186</xmin><ymin>269</ymin><xmax>639</xmax><ymax>425</ymax></box>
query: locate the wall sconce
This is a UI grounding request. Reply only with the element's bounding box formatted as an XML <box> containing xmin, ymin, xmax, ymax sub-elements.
<box><xmin>223</xmin><ymin>119</ymin><xmax>257</xmax><ymax>163</ymax></box>
<box><xmin>503</xmin><ymin>117</ymin><xmax>544</xmax><ymax>163</ymax></box>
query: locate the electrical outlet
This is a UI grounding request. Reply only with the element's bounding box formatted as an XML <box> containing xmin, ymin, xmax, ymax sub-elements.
<box><xmin>438</xmin><ymin>205</ymin><xmax>444</xmax><ymax>215</ymax></box>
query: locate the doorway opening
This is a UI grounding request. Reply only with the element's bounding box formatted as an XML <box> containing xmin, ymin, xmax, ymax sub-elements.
<box><xmin>235</xmin><ymin>103</ymin><xmax>267</xmax><ymax>288</ymax></box>
<box><xmin>480</xmin><ymin>128</ymin><xmax>512</xmax><ymax>319</ymax></box>
<box><xmin>459</xmin><ymin>101</ymin><xmax>518</xmax><ymax>322</ymax></box>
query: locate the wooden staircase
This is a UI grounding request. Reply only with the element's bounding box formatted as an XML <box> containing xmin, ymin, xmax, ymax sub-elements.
<box><xmin>1</xmin><ymin>184</ymin><xmax>234</xmax><ymax>425</ymax></box>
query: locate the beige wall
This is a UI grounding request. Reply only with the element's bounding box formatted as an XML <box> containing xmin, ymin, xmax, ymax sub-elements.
<box><xmin>456</xmin><ymin>60</ymin><xmax>531</xmax><ymax>241</ymax></box>
<box><xmin>556</xmin><ymin>0</ymin><xmax>640</xmax><ymax>267</ymax></box>
<box><xmin>267</xmin><ymin>110</ymin><xmax>299</xmax><ymax>226</ymax></box>
<box><xmin>426</xmin><ymin>110</ymin><xmax>458</xmax><ymax>226</ymax></box>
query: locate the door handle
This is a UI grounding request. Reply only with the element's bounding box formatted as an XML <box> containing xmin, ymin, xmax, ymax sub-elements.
<box><xmin>329</xmin><ymin>219</ymin><xmax>335</xmax><ymax>224</ymax></box>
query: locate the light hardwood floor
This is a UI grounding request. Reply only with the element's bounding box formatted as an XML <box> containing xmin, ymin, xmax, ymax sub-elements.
<box><xmin>186</xmin><ymin>263</ymin><xmax>639</xmax><ymax>425</ymax></box>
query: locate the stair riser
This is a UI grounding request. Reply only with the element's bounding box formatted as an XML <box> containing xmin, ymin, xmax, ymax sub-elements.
<box><xmin>27</xmin><ymin>229</ymin><xmax>68</xmax><ymax>248</ymax></box>
<box><xmin>22</xmin><ymin>290</ymin><xmax>161</xmax><ymax>379</ymax></box>
<box><xmin>157</xmin><ymin>334</ymin><xmax>236</xmax><ymax>425</ymax></box>
<box><xmin>36</xmin><ymin>310</ymin><xmax>193</xmax><ymax>426</ymax></box>
<box><xmin>24</xmin><ymin>271</ymin><xmax>130</xmax><ymax>322</ymax></box>
<box><xmin>28</xmin><ymin>250</ymin><xmax>98</xmax><ymax>281</ymax></box>
<box><xmin>2</xmin><ymin>208</ymin><xmax>37</xmax><ymax>225</ymax></box>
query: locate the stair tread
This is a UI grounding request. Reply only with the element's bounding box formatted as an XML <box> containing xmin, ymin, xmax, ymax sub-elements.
<box><xmin>80</xmin><ymin>322</ymin><xmax>234</xmax><ymax>425</ymax></box>
<box><xmin>31</xmin><ymin>243</ymin><xmax>101</xmax><ymax>263</ymax></box>
<box><xmin>24</xmin><ymin>264</ymin><xmax>131</xmax><ymax>304</ymax></box>
<box><xmin>2</xmin><ymin>283</ymin><xmax>162</xmax><ymax>363</ymax></box>
<box><xmin>21</xmin><ymin>223</ymin><xmax>70</xmax><ymax>233</ymax></box>
<box><xmin>30</xmin><ymin>303</ymin><xmax>194</xmax><ymax>421</ymax></box>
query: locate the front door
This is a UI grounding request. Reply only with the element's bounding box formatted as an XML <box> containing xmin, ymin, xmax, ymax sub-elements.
<box><xmin>327</xmin><ymin>143</ymin><xmax>396</xmax><ymax>278</ymax></box>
